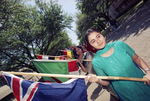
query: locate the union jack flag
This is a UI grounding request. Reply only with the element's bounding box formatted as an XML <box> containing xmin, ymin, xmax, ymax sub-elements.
<box><xmin>1</xmin><ymin>72</ymin><xmax>87</xmax><ymax>101</ymax></box>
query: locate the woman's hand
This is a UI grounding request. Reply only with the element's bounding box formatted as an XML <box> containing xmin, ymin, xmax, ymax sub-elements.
<box><xmin>85</xmin><ymin>74</ymin><xmax>99</xmax><ymax>83</ymax></box>
<box><xmin>143</xmin><ymin>72</ymin><xmax>150</xmax><ymax>85</ymax></box>
<box><xmin>85</xmin><ymin>74</ymin><xmax>110</xmax><ymax>86</ymax></box>
<box><xmin>76</xmin><ymin>59</ymin><xmax>87</xmax><ymax>73</ymax></box>
<box><xmin>76</xmin><ymin>59</ymin><xmax>81</xmax><ymax>63</ymax></box>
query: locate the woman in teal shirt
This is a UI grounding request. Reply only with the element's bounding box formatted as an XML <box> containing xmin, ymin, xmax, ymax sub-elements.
<box><xmin>84</xmin><ymin>28</ymin><xmax>150</xmax><ymax>101</ymax></box>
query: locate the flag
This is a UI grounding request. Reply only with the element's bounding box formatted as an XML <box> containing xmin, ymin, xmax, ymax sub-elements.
<box><xmin>71</xmin><ymin>46</ymin><xmax>74</xmax><ymax>50</ymax></box>
<box><xmin>36</xmin><ymin>55</ymin><xmax>65</xmax><ymax>60</ymax></box>
<box><xmin>59</xmin><ymin>50</ymin><xmax>74</xmax><ymax>59</ymax></box>
<box><xmin>32</xmin><ymin>60</ymin><xmax>79</xmax><ymax>83</ymax></box>
<box><xmin>1</xmin><ymin>72</ymin><xmax>87</xmax><ymax>101</ymax></box>
<box><xmin>63</xmin><ymin>51</ymin><xmax>72</xmax><ymax>59</ymax></box>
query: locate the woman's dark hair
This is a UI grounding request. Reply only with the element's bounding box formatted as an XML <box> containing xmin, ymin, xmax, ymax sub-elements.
<box><xmin>85</xmin><ymin>28</ymin><xmax>101</xmax><ymax>46</ymax></box>
<box><xmin>73</xmin><ymin>45</ymin><xmax>84</xmax><ymax>59</ymax></box>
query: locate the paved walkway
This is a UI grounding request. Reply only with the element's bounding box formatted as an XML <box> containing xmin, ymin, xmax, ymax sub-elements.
<box><xmin>106</xmin><ymin>1</ymin><xmax>150</xmax><ymax>67</ymax></box>
<box><xmin>87</xmin><ymin>1</ymin><xmax>150</xmax><ymax>101</ymax></box>
<box><xmin>1</xmin><ymin>1</ymin><xmax>150</xmax><ymax>101</ymax></box>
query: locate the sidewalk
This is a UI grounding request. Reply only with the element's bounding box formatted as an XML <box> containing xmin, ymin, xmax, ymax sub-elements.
<box><xmin>106</xmin><ymin>0</ymin><xmax>150</xmax><ymax>66</ymax></box>
<box><xmin>1</xmin><ymin>1</ymin><xmax>150</xmax><ymax>101</ymax></box>
<box><xmin>87</xmin><ymin>1</ymin><xmax>150</xmax><ymax>101</ymax></box>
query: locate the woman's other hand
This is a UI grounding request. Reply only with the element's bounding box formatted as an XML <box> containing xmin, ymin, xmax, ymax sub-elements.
<box><xmin>76</xmin><ymin>59</ymin><xmax>81</xmax><ymax>63</ymax></box>
<box><xmin>85</xmin><ymin>74</ymin><xmax>98</xmax><ymax>83</ymax></box>
<box><xmin>144</xmin><ymin>71</ymin><xmax>150</xmax><ymax>85</ymax></box>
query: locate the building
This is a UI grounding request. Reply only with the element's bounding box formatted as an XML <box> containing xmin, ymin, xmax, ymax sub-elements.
<box><xmin>109</xmin><ymin>0</ymin><xmax>142</xmax><ymax>20</ymax></box>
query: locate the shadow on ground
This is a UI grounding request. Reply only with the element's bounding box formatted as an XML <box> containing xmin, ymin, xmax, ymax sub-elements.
<box><xmin>106</xmin><ymin>1</ymin><xmax>150</xmax><ymax>43</ymax></box>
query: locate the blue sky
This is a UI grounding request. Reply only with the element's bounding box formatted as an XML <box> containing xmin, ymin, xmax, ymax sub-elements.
<box><xmin>26</xmin><ymin>0</ymin><xmax>79</xmax><ymax>45</ymax></box>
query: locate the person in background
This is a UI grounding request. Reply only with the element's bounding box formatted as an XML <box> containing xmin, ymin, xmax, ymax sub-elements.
<box><xmin>73</xmin><ymin>45</ymin><xmax>96</xmax><ymax>75</ymax></box>
<box><xmin>85</xmin><ymin>28</ymin><xmax>150</xmax><ymax>101</ymax></box>
<box><xmin>109</xmin><ymin>19</ymin><xmax>118</xmax><ymax>32</ymax></box>
<box><xmin>81</xmin><ymin>43</ymin><xmax>88</xmax><ymax>52</ymax></box>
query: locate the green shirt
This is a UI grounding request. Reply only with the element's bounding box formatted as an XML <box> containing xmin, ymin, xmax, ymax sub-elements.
<box><xmin>92</xmin><ymin>41</ymin><xmax>150</xmax><ymax>101</ymax></box>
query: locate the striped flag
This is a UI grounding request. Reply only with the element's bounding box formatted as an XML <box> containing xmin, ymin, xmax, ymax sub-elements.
<box><xmin>59</xmin><ymin>50</ymin><xmax>74</xmax><ymax>59</ymax></box>
<box><xmin>1</xmin><ymin>72</ymin><xmax>87</xmax><ymax>101</ymax></box>
<box><xmin>36</xmin><ymin>55</ymin><xmax>65</xmax><ymax>60</ymax></box>
<box><xmin>32</xmin><ymin>60</ymin><xmax>79</xmax><ymax>83</ymax></box>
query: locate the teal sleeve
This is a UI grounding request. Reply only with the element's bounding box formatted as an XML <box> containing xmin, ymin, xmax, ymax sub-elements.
<box><xmin>92</xmin><ymin>63</ymin><xmax>107</xmax><ymax>76</ymax></box>
<box><xmin>120</xmin><ymin>41</ymin><xmax>135</xmax><ymax>57</ymax></box>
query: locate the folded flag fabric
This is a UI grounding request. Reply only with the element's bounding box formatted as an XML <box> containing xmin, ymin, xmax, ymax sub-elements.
<box><xmin>59</xmin><ymin>50</ymin><xmax>74</xmax><ymax>59</ymax></box>
<box><xmin>36</xmin><ymin>55</ymin><xmax>65</xmax><ymax>60</ymax></box>
<box><xmin>1</xmin><ymin>72</ymin><xmax>87</xmax><ymax>101</ymax></box>
<box><xmin>32</xmin><ymin>60</ymin><xmax>79</xmax><ymax>83</ymax></box>
<box><xmin>63</xmin><ymin>51</ymin><xmax>72</xmax><ymax>59</ymax></box>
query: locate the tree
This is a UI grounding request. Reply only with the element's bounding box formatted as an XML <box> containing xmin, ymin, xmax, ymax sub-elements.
<box><xmin>75</xmin><ymin>0</ymin><xmax>114</xmax><ymax>44</ymax></box>
<box><xmin>0</xmin><ymin>0</ymin><xmax>32</xmax><ymax>71</ymax></box>
<box><xmin>34</xmin><ymin>0</ymin><xmax>73</xmax><ymax>55</ymax></box>
<box><xmin>45</xmin><ymin>31</ymin><xmax>72</xmax><ymax>55</ymax></box>
<box><xmin>75</xmin><ymin>12</ymin><xmax>106</xmax><ymax>44</ymax></box>
<box><xmin>76</xmin><ymin>0</ymin><xmax>113</xmax><ymax>20</ymax></box>
<box><xmin>0</xmin><ymin>0</ymin><xmax>73</xmax><ymax>71</ymax></box>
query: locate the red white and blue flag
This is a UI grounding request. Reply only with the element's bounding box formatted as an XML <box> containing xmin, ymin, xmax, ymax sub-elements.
<box><xmin>1</xmin><ymin>72</ymin><xmax>87</xmax><ymax>101</ymax></box>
